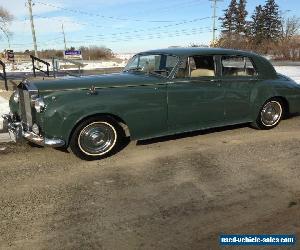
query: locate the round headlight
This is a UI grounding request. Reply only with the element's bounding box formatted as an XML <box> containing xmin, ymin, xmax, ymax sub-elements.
<box><xmin>34</xmin><ymin>97</ymin><xmax>45</xmax><ymax>113</ymax></box>
<box><xmin>13</xmin><ymin>91</ymin><xmax>20</xmax><ymax>103</ymax></box>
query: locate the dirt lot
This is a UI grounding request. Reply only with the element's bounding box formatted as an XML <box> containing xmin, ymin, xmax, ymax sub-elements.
<box><xmin>0</xmin><ymin>116</ymin><xmax>300</xmax><ymax>250</ymax></box>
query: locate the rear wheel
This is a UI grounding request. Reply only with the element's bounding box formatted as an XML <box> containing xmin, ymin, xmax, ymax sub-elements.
<box><xmin>70</xmin><ymin>117</ymin><xmax>124</xmax><ymax>160</ymax></box>
<box><xmin>252</xmin><ymin>99</ymin><xmax>284</xmax><ymax>130</ymax></box>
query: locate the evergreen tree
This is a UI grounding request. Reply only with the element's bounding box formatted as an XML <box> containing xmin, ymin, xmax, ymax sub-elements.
<box><xmin>236</xmin><ymin>0</ymin><xmax>248</xmax><ymax>34</ymax></box>
<box><xmin>220</xmin><ymin>0</ymin><xmax>238</xmax><ymax>34</ymax></box>
<box><xmin>262</xmin><ymin>0</ymin><xmax>282</xmax><ymax>40</ymax></box>
<box><xmin>220</xmin><ymin>0</ymin><xmax>249</xmax><ymax>35</ymax></box>
<box><xmin>250</xmin><ymin>5</ymin><xmax>265</xmax><ymax>43</ymax></box>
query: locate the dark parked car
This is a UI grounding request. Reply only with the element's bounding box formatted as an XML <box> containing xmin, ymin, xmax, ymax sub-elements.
<box><xmin>3</xmin><ymin>48</ymin><xmax>300</xmax><ymax>160</ymax></box>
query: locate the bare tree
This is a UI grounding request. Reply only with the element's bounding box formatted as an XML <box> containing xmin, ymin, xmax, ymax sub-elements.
<box><xmin>0</xmin><ymin>6</ymin><xmax>13</xmax><ymax>47</ymax></box>
<box><xmin>281</xmin><ymin>16</ymin><xmax>300</xmax><ymax>38</ymax></box>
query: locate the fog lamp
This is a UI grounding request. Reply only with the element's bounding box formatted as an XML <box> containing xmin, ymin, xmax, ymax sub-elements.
<box><xmin>32</xmin><ymin>123</ymin><xmax>40</xmax><ymax>135</ymax></box>
<box><xmin>13</xmin><ymin>91</ymin><xmax>20</xmax><ymax>103</ymax></box>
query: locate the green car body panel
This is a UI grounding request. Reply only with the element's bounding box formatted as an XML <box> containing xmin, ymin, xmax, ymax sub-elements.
<box><xmin>9</xmin><ymin>48</ymin><xmax>300</xmax><ymax>146</ymax></box>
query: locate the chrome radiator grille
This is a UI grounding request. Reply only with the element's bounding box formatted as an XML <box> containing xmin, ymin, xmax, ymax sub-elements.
<box><xmin>19</xmin><ymin>88</ymin><xmax>33</xmax><ymax>129</ymax></box>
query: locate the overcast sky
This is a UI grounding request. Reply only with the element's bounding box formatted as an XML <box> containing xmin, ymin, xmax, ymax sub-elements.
<box><xmin>0</xmin><ymin>0</ymin><xmax>297</xmax><ymax>53</ymax></box>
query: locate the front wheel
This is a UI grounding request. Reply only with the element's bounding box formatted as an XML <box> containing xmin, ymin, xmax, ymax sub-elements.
<box><xmin>70</xmin><ymin>117</ymin><xmax>123</xmax><ymax>160</ymax></box>
<box><xmin>252</xmin><ymin>99</ymin><xmax>284</xmax><ymax>130</ymax></box>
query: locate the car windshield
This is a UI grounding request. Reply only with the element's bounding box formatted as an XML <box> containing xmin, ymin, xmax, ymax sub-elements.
<box><xmin>124</xmin><ymin>54</ymin><xmax>179</xmax><ymax>78</ymax></box>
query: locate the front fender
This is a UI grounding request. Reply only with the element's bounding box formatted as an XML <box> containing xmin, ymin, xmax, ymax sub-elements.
<box><xmin>42</xmin><ymin>90</ymin><xmax>127</xmax><ymax>144</ymax></box>
<box><xmin>41</xmin><ymin>83</ymin><xmax>168</xmax><ymax>144</ymax></box>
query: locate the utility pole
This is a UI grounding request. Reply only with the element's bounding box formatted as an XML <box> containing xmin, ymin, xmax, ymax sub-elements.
<box><xmin>4</xmin><ymin>32</ymin><xmax>11</xmax><ymax>49</ymax></box>
<box><xmin>62</xmin><ymin>24</ymin><xmax>67</xmax><ymax>51</ymax></box>
<box><xmin>210</xmin><ymin>0</ymin><xmax>222</xmax><ymax>47</ymax></box>
<box><xmin>27</xmin><ymin>0</ymin><xmax>39</xmax><ymax>58</ymax></box>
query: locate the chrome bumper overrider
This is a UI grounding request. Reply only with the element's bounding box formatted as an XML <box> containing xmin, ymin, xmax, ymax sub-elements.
<box><xmin>2</xmin><ymin>114</ymin><xmax>65</xmax><ymax>147</ymax></box>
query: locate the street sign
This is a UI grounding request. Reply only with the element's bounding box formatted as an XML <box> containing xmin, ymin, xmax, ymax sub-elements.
<box><xmin>6</xmin><ymin>50</ymin><xmax>14</xmax><ymax>62</ymax></box>
<box><xmin>64</xmin><ymin>50</ymin><xmax>82</xmax><ymax>59</ymax></box>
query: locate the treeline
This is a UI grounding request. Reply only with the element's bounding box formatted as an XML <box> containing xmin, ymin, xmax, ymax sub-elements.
<box><xmin>216</xmin><ymin>0</ymin><xmax>300</xmax><ymax>60</ymax></box>
<box><xmin>23</xmin><ymin>46</ymin><xmax>115</xmax><ymax>60</ymax></box>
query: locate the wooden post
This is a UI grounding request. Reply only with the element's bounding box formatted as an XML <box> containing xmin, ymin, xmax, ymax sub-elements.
<box><xmin>32</xmin><ymin>56</ymin><xmax>36</xmax><ymax>77</ymax></box>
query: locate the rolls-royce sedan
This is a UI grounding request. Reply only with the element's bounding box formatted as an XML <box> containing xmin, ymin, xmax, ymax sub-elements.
<box><xmin>3</xmin><ymin>48</ymin><xmax>300</xmax><ymax>160</ymax></box>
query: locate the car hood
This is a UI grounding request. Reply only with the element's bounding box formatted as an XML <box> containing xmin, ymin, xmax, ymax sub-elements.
<box><xmin>31</xmin><ymin>72</ymin><xmax>166</xmax><ymax>92</ymax></box>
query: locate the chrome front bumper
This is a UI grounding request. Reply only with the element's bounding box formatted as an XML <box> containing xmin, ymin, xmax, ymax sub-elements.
<box><xmin>2</xmin><ymin>114</ymin><xmax>65</xmax><ymax>147</ymax></box>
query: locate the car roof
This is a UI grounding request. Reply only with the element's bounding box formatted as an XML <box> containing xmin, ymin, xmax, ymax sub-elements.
<box><xmin>141</xmin><ymin>47</ymin><xmax>259</xmax><ymax>58</ymax></box>
<box><xmin>139</xmin><ymin>47</ymin><xmax>278</xmax><ymax>79</ymax></box>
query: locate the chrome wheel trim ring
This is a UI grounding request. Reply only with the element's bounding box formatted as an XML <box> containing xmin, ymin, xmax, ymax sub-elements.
<box><xmin>261</xmin><ymin>101</ymin><xmax>282</xmax><ymax>127</ymax></box>
<box><xmin>78</xmin><ymin>122</ymin><xmax>117</xmax><ymax>156</ymax></box>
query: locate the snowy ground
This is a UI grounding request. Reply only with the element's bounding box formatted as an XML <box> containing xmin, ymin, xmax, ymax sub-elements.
<box><xmin>0</xmin><ymin>95</ymin><xmax>9</xmax><ymax>131</ymax></box>
<box><xmin>274</xmin><ymin>66</ymin><xmax>300</xmax><ymax>84</ymax></box>
<box><xmin>5</xmin><ymin>60</ymin><xmax>127</xmax><ymax>73</ymax></box>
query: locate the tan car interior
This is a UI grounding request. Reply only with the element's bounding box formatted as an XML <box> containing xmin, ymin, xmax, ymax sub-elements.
<box><xmin>191</xmin><ymin>69</ymin><xmax>215</xmax><ymax>77</ymax></box>
<box><xmin>175</xmin><ymin>55</ymin><xmax>256</xmax><ymax>78</ymax></box>
<box><xmin>176</xmin><ymin>55</ymin><xmax>215</xmax><ymax>78</ymax></box>
<box><xmin>222</xmin><ymin>56</ymin><xmax>256</xmax><ymax>77</ymax></box>
<box><xmin>190</xmin><ymin>56</ymin><xmax>215</xmax><ymax>77</ymax></box>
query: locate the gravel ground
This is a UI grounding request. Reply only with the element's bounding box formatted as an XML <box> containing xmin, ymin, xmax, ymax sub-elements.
<box><xmin>0</xmin><ymin>115</ymin><xmax>300</xmax><ymax>249</ymax></box>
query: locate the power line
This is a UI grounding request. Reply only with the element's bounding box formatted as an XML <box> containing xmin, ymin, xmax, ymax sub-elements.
<box><xmin>68</xmin><ymin>27</ymin><xmax>213</xmax><ymax>44</ymax></box>
<box><xmin>81</xmin><ymin>17</ymin><xmax>212</xmax><ymax>38</ymax></box>
<box><xmin>29</xmin><ymin>15</ymin><xmax>215</xmax><ymax>39</ymax></box>
<box><xmin>33</xmin><ymin>1</ymin><xmax>184</xmax><ymax>23</ymax></box>
<box><xmin>132</xmin><ymin>0</ymin><xmax>200</xmax><ymax>16</ymax></box>
<box><xmin>3</xmin><ymin>27</ymin><xmax>213</xmax><ymax>48</ymax></box>
<box><xmin>5</xmin><ymin>15</ymin><xmax>217</xmax><ymax>49</ymax></box>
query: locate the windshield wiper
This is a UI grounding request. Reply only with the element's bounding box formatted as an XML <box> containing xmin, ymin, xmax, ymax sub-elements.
<box><xmin>124</xmin><ymin>67</ymin><xmax>143</xmax><ymax>72</ymax></box>
<box><xmin>148</xmin><ymin>69</ymin><xmax>169</xmax><ymax>78</ymax></box>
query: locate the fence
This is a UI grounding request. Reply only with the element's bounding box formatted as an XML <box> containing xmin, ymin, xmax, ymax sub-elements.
<box><xmin>0</xmin><ymin>60</ymin><xmax>7</xmax><ymax>91</ymax></box>
<box><xmin>52</xmin><ymin>57</ymin><xmax>84</xmax><ymax>77</ymax></box>
<box><xmin>30</xmin><ymin>55</ymin><xmax>50</xmax><ymax>77</ymax></box>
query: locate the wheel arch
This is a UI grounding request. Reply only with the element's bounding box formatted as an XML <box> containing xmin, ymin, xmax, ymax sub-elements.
<box><xmin>67</xmin><ymin>113</ymin><xmax>130</xmax><ymax>147</ymax></box>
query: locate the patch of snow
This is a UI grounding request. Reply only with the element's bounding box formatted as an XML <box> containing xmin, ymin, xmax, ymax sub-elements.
<box><xmin>0</xmin><ymin>95</ymin><xmax>9</xmax><ymax>131</ymax></box>
<box><xmin>0</xmin><ymin>133</ymin><xmax>10</xmax><ymax>143</ymax></box>
<box><xmin>5</xmin><ymin>60</ymin><xmax>127</xmax><ymax>73</ymax></box>
<box><xmin>115</xmin><ymin>53</ymin><xmax>135</xmax><ymax>60</ymax></box>
<box><xmin>82</xmin><ymin>61</ymin><xmax>127</xmax><ymax>70</ymax></box>
<box><xmin>274</xmin><ymin>66</ymin><xmax>300</xmax><ymax>84</ymax></box>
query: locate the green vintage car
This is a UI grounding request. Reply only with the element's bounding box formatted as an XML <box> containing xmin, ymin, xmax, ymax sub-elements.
<box><xmin>3</xmin><ymin>48</ymin><xmax>300</xmax><ymax>160</ymax></box>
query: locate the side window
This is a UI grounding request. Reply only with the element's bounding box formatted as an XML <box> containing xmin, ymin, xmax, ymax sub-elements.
<box><xmin>128</xmin><ymin>56</ymin><xmax>139</xmax><ymax>69</ymax></box>
<box><xmin>175</xmin><ymin>55</ymin><xmax>215</xmax><ymax>78</ymax></box>
<box><xmin>221</xmin><ymin>56</ymin><xmax>257</xmax><ymax>77</ymax></box>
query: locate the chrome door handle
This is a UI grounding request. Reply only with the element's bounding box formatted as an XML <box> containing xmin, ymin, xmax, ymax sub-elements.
<box><xmin>210</xmin><ymin>79</ymin><xmax>221</xmax><ymax>87</ymax></box>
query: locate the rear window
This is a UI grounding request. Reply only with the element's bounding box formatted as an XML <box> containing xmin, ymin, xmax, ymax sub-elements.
<box><xmin>222</xmin><ymin>56</ymin><xmax>257</xmax><ymax>77</ymax></box>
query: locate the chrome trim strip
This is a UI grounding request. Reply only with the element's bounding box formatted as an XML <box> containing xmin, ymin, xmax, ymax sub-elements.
<box><xmin>39</xmin><ymin>82</ymin><xmax>169</xmax><ymax>93</ymax></box>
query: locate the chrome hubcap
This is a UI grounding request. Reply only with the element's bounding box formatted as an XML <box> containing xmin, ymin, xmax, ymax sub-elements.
<box><xmin>261</xmin><ymin>101</ymin><xmax>282</xmax><ymax>127</ymax></box>
<box><xmin>79</xmin><ymin>122</ymin><xmax>116</xmax><ymax>155</ymax></box>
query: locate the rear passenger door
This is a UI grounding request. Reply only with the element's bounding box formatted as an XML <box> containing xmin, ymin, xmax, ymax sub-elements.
<box><xmin>221</xmin><ymin>55</ymin><xmax>258</xmax><ymax>123</ymax></box>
